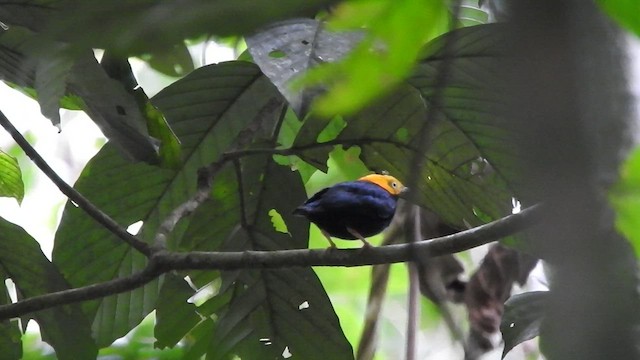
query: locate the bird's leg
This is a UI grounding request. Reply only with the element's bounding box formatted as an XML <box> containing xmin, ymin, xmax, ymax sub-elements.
<box><xmin>321</xmin><ymin>230</ymin><xmax>338</xmax><ymax>249</ymax></box>
<box><xmin>347</xmin><ymin>227</ymin><xmax>372</xmax><ymax>247</ymax></box>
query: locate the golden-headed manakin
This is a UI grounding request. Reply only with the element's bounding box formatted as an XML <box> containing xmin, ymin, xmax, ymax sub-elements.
<box><xmin>293</xmin><ymin>174</ymin><xmax>408</xmax><ymax>247</ymax></box>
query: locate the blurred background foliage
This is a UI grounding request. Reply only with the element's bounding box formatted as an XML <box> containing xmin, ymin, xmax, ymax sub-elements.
<box><xmin>1</xmin><ymin>0</ymin><xmax>639</xmax><ymax>359</ymax></box>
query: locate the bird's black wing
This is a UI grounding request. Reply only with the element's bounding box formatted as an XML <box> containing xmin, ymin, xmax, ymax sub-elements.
<box><xmin>303</xmin><ymin>187</ymin><xmax>331</xmax><ymax>205</ymax></box>
<box><xmin>319</xmin><ymin>182</ymin><xmax>396</xmax><ymax>219</ymax></box>
<box><xmin>292</xmin><ymin>187</ymin><xmax>331</xmax><ymax>216</ymax></box>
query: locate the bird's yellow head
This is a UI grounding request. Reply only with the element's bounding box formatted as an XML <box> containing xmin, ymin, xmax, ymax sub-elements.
<box><xmin>359</xmin><ymin>174</ymin><xmax>407</xmax><ymax>196</ymax></box>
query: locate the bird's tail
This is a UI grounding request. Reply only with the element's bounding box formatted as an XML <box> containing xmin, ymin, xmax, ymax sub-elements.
<box><xmin>292</xmin><ymin>207</ymin><xmax>307</xmax><ymax>216</ymax></box>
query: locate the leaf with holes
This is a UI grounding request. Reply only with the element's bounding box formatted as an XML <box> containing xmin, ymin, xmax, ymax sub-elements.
<box><xmin>178</xmin><ymin>152</ymin><xmax>353</xmax><ymax>359</ymax></box>
<box><xmin>53</xmin><ymin>61</ymin><xmax>284</xmax><ymax>346</ymax></box>
<box><xmin>247</xmin><ymin>18</ymin><xmax>364</xmax><ymax>117</ymax></box>
<box><xmin>501</xmin><ymin>291</ymin><xmax>547</xmax><ymax>358</ymax></box>
<box><xmin>0</xmin><ymin>218</ymin><xmax>97</xmax><ymax>359</ymax></box>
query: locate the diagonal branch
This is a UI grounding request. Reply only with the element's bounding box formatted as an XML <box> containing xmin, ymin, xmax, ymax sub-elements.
<box><xmin>0</xmin><ymin>205</ymin><xmax>541</xmax><ymax>320</ymax></box>
<box><xmin>0</xmin><ymin>110</ymin><xmax>154</xmax><ymax>256</ymax></box>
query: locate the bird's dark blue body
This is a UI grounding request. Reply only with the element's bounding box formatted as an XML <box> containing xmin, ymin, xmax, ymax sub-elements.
<box><xmin>293</xmin><ymin>180</ymin><xmax>399</xmax><ymax>240</ymax></box>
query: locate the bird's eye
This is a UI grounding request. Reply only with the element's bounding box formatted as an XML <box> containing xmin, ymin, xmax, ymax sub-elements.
<box><xmin>391</xmin><ymin>182</ymin><xmax>397</xmax><ymax>188</ymax></box>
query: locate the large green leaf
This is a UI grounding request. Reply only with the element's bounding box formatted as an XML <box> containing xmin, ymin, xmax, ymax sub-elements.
<box><xmin>408</xmin><ymin>24</ymin><xmax>518</xmax><ymax>223</ymax></box>
<box><xmin>293</xmin><ymin>24</ymin><xmax>515</xmax><ymax>227</ymax></box>
<box><xmin>246</xmin><ymin>18</ymin><xmax>364</xmax><ymax>117</ymax></box>
<box><xmin>501</xmin><ymin>291</ymin><xmax>547</xmax><ymax>358</ymax></box>
<box><xmin>32</xmin><ymin>42</ymin><xmax>74</xmax><ymax>126</ymax></box>
<box><xmin>52</xmin><ymin>145</ymin><xmax>171</xmax><ymax>347</ymax></box>
<box><xmin>178</xmin><ymin>152</ymin><xmax>353</xmax><ymax>359</ymax></box>
<box><xmin>0</xmin><ymin>27</ymin><xmax>159</xmax><ymax>163</ymax></box>
<box><xmin>0</xmin><ymin>150</ymin><xmax>24</xmax><ymax>204</ymax></box>
<box><xmin>597</xmin><ymin>0</ymin><xmax>640</xmax><ymax>38</ymax></box>
<box><xmin>154</xmin><ymin>273</ymin><xmax>200</xmax><ymax>349</ymax></box>
<box><xmin>0</xmin><ymin>219</ymin><xmax>97</xmax><ymax>360</ymax></box>
<box><xmin>53</xmin><ymin>61</ymin><xmax>284</xmax><ymax>346</ymax></box>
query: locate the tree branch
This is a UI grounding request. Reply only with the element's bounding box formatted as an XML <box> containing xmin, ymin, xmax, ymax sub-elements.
<box><xmin>0</xmin><ymin>205</ymin><xmax>541</xmax><ymax>320</ymax></box>
<box><xmin>223</xmin><ymin>137</ymin><xmax>420</xmax><ymax>159</ymax></box>
<box><xmin>0</xmin><ymin>110</ymin><xmax>154</xmax><ymax>256</ymax></box>
<box><xmin>0</xmin><ymin>262</ymin><xmax>162</xmax><ymax>320</ymax></box>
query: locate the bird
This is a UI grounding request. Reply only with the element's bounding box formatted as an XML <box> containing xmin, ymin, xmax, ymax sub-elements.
<box><xmin>293</xmin><ymin>174</ymin><xmax>408</xmax><ymax>248</ymax></box>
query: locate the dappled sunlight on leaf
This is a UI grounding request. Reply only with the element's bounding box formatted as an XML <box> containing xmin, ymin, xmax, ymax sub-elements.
<box><xmin>0</xmin><ymin>150</ymin><xmax>24</xmax><ymax>204</ymax></box>
<box><xmin>268</xmin><ymin>209</ymin><xmax>290</xmax><ymax>235</ymax></box>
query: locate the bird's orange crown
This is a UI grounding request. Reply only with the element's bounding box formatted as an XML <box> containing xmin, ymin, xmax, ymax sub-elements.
<box><xmin>358</xmin><ymin>174</ymin><xmax>407</xmax><ymax>195</ymax></box>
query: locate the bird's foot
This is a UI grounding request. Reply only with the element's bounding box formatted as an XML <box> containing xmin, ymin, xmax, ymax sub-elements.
<box><xmin>347</xmin><ymin>227</ymin><xmax>372</xmax><ymax>248</ymax></box>
<box><xmin>361</xmin><ymin>239</ymin><xmax>372</xmax><ymax>247</ymax></box>
<box><xmin>321</xmin><ymin>230</ymin><xmax>338</xmax><ymax>249</ymax></box>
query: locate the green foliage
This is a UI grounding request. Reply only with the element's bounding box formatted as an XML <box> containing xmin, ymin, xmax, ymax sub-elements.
<box><xmin>610</xmin><ymin>147</ymin><xmax>640</xmax><ymax>258</ymax></box>
<box><xmin>139</xmin><ymin>42</ymin><xmax>195</xmax><ymax>77</ymax></box>
<box><xmin>298</xmin><ymin>0</ymin><xmax>449</xmax><ymax>116</ymax></box>
<box><xmin>177</xmin><ymin>149</ymin><xmax>353</xmax><ymax>359</ymax></box>
<box><xmin>52</xmin><ymin>62</ymin><xmax>284</xmax><ymax>347</ymax></box>
<box><xmin>596</xmin><ymin>0</ymin><xmax>640</xmax><ymax>38</ymax></box>
<box><xmin>0</xmin><ymin>150</ymin><xmax>24</xmax><ymax>204</ymax></box>
<box><xmin>293</xmin><ymin>25</ymin><xmax>515</xmax><ymax>228</ymax></box>
<box><xmin>0</xmin><ymin>1</ymin><xmax>558</xmax><ymax>359</ymax></box>
<box><xmin>135</xmin><ymin>88</ymin><xmax>182</xmax><ymax>169</ymax></box>
<box><xmin>0</xmin><ymin>27</ymin><xmax>159</xmax><ymax>163</ymax></box>
<box><xmin>501</xmin><ymin>291</ymin><xmax>547</xmax><ymax>358</ymax></box>
<box><xmin>99</xmin><ymin>316</ymin><xmax>186</xmax><ymax>359</ymax></box>
<box><xmin>154</xmin><ymin>274</ymin><xmax>200</xmax><ymax>349</ymax></box>
<box><xmin>0</xmin><ymin>219</ymin><xmax>97</xmax><ymax>359</ymax></box>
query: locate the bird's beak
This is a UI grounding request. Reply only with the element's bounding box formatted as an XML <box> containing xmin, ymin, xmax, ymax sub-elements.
<box><xmin>400</xmin><ymin>187</ymin><xmax>409</xmax><ymax>195</ymax></box>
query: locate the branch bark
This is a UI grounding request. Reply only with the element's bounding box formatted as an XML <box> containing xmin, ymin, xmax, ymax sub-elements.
<box><xmin>0</xmin><ymin>110</ymin><xmax>154</xmax><ymax>256</ymax></box>
<box><xmin>0</xmin><ymin>205</ymin><xmax>541</xmax><ymax>320</ymax></box>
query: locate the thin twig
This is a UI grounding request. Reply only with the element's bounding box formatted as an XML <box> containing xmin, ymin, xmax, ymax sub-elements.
<box><xmin>406</xmin><ymin>208</ymin><xmax>422</xmax><ymax>360</ymax></box>
<box><xmin>402</xmin><ymin>3</ymin><xmax>462</xmax><ymax>355</ymax></box>
<box><xmin>0</xmin><ymin>205</ymin><xmax>541</xmax><ymax>320</ymax></box>
<box><xmin>402</xmin><ymin>4</ymin><xmax>463</xmax><ymax>355</ymax></box>
<box><xmin>405</xmin><ymin>0</ymin><xmax>463</xmax><ymax>198</ymax></box>
<box><xmin>356</xmin><ymin>264</ymin><xmax>391</xmax><ymax>360</ymax></box>
<box><xmin>234</xmin><ymin>159</ymin><xmax>249</xmax><ymax>229</ymax></box>
<box><xmin>222</xmin><ymin>137</ymin><xmax>420</xmax><ymax>161</ymax></box>
<box><xmin>356</xmin><ymin>203</ymin><xmax>409</xmax><ymax>360</ymax></box>
<box><xmin>0</xmin><ymin>110</ymin><xmax>153</xmax><ymax>256</ymax></box>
